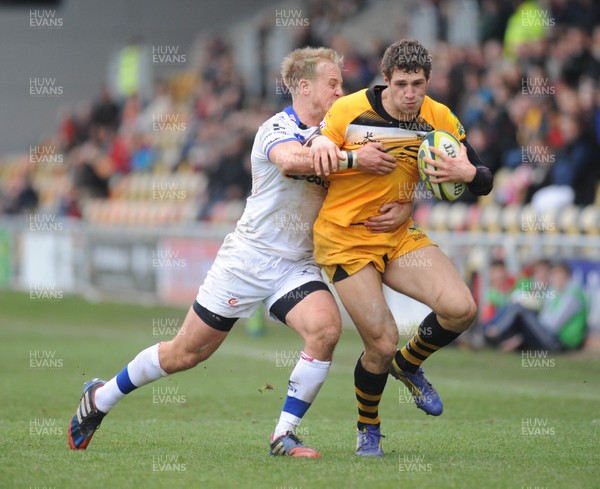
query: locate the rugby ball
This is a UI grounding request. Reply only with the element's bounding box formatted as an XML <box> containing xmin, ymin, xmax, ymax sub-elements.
<box><xmin>418</xmin><ymin>130</ymin><xmax>466</xmax><ymax>201</ymax></box>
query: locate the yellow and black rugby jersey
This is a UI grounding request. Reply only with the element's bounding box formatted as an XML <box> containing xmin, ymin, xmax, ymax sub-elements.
<box><xmin>319</xmin><ymin>86</ymin><xmax>466</xmax><ymax>226</ymax></box>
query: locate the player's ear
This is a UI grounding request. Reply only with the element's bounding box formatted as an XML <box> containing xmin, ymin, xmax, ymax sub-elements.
<box><xmin>298</xmin><ymin>78</ymin><xmax>311</xmax><ymax>95</ymax></box>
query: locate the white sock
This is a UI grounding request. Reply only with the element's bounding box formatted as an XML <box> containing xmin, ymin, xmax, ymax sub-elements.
<box><xmin>274</xmin><ymin>352</ymin><xmax>331</xmax><ymax>438</ymax></box>
<box><xmin>95</xmin><ymin>343</ymin><xmax>167</xmax><ymax>413</ymax></box>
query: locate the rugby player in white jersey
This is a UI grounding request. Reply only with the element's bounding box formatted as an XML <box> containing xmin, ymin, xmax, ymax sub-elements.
<box><xmin>67</xmin><ymin>47</ymin><xmax>408</xmax><ymax>458</ymax></box>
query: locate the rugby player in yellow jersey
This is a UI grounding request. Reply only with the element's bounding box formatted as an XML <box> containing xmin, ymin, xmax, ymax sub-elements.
<box><xmin>310</xmin><ymin>39</ymin><xmax>493</xmax><ymax>456</ymax></box>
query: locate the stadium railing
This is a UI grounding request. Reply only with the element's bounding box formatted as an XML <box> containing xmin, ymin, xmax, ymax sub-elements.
<box><xmin>1</xmin><ymin>216</ymin><xmax>598</xmax><ymax>341</ymax></box>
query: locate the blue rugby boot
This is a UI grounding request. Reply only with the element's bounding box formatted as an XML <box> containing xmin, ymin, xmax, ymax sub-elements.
<box><xmin>389</xmin><ymin>360</ymin><xmax>443</xmax><ymax>416</ymax></box>
<box><xmin>356</xmin><ymin>425</ymin><xmax>384</xmax><ymax>457</ymax></box>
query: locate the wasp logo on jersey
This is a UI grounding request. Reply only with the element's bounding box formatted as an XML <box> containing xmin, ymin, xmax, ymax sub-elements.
<box><xmin>385</xmin><ymin>143</ymin><xmax>421</xmax><ymax>166</ymax></box>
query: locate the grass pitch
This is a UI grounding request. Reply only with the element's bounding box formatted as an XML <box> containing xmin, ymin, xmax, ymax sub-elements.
<box><xmin>1</xmin><ymin>290</ymin><xmax>598</xmax><ymax>489</ymax></box>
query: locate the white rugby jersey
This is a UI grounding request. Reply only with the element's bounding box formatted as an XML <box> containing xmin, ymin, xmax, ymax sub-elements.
<box><xmin>234</xmin><ymin>106</ymin><xmax>329</xmax><ymax>261</ymax></box>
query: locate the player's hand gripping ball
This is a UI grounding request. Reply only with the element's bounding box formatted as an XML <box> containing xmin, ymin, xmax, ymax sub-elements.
<box><xmin>418</xmin><ymin>130</ymin><xmax>466</xmax><ymax>201</ymax></box>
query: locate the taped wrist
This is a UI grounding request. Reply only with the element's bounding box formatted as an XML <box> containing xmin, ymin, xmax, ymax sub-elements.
<box><xmin>338</xmin><ymin>150</ymin><xmax>357</xmax><ymax>171</ymax></box>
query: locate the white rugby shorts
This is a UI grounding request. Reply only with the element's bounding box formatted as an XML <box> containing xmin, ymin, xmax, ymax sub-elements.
<box><xmin>196</xmin><ymin>233</ymin><xmax>326</xmax><ymax>323</ymax></box>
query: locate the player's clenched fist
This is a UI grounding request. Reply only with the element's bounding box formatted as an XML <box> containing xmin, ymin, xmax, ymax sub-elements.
<box><xmin>356</xmin><ymin>142</ymin><xmax>396</xmax><ymax>175</ymax></box>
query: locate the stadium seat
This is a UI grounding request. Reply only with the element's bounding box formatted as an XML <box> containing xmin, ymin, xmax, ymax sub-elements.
<box><xmin>428</xmin><ymin>203</ymin><xmax>451</xmax><ymax>232</ymax></box>
<box><xmin>447</xmin><ymin>202</ymin><xmax>468</xmax><ymax>231</ymax></box>
<box><xmin>499</xmin><ymin>205</ymin><xmax>522</xmax><ymax>234</ymax></box>
<box><xmin>556</xmin><ymin>205</ymin><xmax>581</xmax><ymax>234</ymax></box>
<box><xmin>465</xmin><ymin>204</ymin><xmax>482</xmax><ymax>231</ymax></box>
<box><xmin>82</xmin><ymin>198</ymin><xmax>202</xmax><ymax>226</ymax></box>
<box><xmin>579</xmin><ymin>205</ymin><xmax>600</xmax><ymax>235</ymax></box>
<box><xmin>518</xmin><ymin>204</ymin><xmax>560</xmax><ymax>234</ymax></box>
<box><xmin>478</xmin><ymin>204</ymin><xmax>502</xmax><ymax>233</ymax></box>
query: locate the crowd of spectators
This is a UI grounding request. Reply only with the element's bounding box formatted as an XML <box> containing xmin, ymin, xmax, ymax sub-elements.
<box><xmin>1</xmin><ymin>0</ymin><xmax>599</xmax><ymax>223</ymax></box>
<box><xmin>479</xmin><ymin>257</ymin><xmax>588</xmax><ymax>352</ymax></box>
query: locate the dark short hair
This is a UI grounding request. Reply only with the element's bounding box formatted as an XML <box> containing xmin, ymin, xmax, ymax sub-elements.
<box><xmin>381</xmin><ymin>39</ymin><xmax>432</xmax><ymax>80</ymax></box>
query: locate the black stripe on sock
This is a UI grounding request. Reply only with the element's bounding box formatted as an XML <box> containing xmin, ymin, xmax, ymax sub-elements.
<box><xmin>414</xmin><ymin>337</ymin><xmax>437</xmax><ymax>353</ymax></box>
<box><xmin>394</xmin><ymin>349</ymin><xmax>418</xmax><ymax>373</ymax></box>
<box><xmin>357</xmin><ymin>410</ymin><xmax>379</xmax><ymax>420</ymax></box>
<box><xmin>406</xmin><ymin>344</ymin><xmax>428</xmax><ymax>361</ymax></box>
<box><xmin>355</xmin><ymin>396</ymin><xmax>380</xmax><ymax>407</ymax></box>
<box><xmin>419</xmin><ymin>311</ymin><xmax>461</xmax><ymax>347</ymax></box>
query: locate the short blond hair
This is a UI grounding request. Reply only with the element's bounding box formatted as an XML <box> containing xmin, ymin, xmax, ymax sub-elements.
<box><xmin>281</xmin><ymin>47</ymin><xmax>343</xmax><ymax>94</ymax></box>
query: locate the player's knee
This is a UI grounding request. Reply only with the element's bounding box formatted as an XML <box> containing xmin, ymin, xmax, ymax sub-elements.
<box><xmin>447</xmin><ymin>295</ymin><xmax>477</xmax><ymax>331</ymax></box>
<box><xmin>311</xmin><ymin>316</ymin><xmax>342</xmax><ymax>350</ymax></box>
<box><xmin>367</xmin><ymin>340</ymin><xmax>397</xmax><ymax>366</ymax></box>
<box><xmin>301</xmin><ymin>310</ymin><xmax>341</xmax><ymax>355</ymax></box>
<box><xmin>381</xmin><ymin>342</ymin><xmax>398</xmax><ymax>364</ymax></box>
<box><xmin>162</xmin><ymin>341</ymin><xmax>211</xmax><ymax>373</ymax></box>
<box><xmin>322</xmin><ymin>324</ymin><xmax>342</xmax><ymax>351</ymax></box>
<box><xmin>177</xmin><ymin>350</ymin><xmax>209</xmax><ymax>371</ymax></box>
<box><xmin>366</xmin><ymin>330</ymin><xmax>398</xmax><ymax>365</ymax></box>
<box><xmin>462</xmin><ymin>295</ymin><xmax>478</xmax><ymax>325</ymax></box>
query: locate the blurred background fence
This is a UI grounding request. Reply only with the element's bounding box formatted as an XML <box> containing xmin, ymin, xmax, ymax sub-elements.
<box><xmin>2</xmin><ymin>217</ymin><xmax>598</xmax><ymax>333</ymax></box>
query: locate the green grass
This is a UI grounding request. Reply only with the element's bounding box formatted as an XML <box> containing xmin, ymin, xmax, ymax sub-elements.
<box><xmin>1</xmin><ymin>290</ymin><xmax>599</xmax><ymax>489</ymax></box>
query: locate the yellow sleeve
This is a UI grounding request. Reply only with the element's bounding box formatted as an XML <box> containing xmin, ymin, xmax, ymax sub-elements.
<box><xmin>446</xmin><ymin>108</ymin><xmax>467</xmax><ymax>142</ymax></box>
<box><xmin>320</xmin><ymin>101</ymin><xmax>347</xmax><ymax>147</ymax></box>
<box><xmin>423</xmin><ymin>96</ymin><xmax>467</xmax><ymax>142</ymax></box>
<box><xmin>320</xmin><ymin>89</ymin><xmax>368</xmax><ymax>148</ymax></box>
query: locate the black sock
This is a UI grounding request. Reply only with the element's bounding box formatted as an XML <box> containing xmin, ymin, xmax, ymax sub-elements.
<box><xmin>395</xmin><ymin>312</ymin><xmax>461</xmax><ymax>373</ymax></box>
<box><xmin>354</xmin><ymin>355</ymin><xmax>388</xmax><ymax>430</ymax></box>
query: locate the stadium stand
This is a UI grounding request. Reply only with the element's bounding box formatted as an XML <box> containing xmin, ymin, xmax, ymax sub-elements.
<box><xmin>0</xmin><ymin>0</ymin><xmax>599</xmax><ymax>232</ymax></box>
